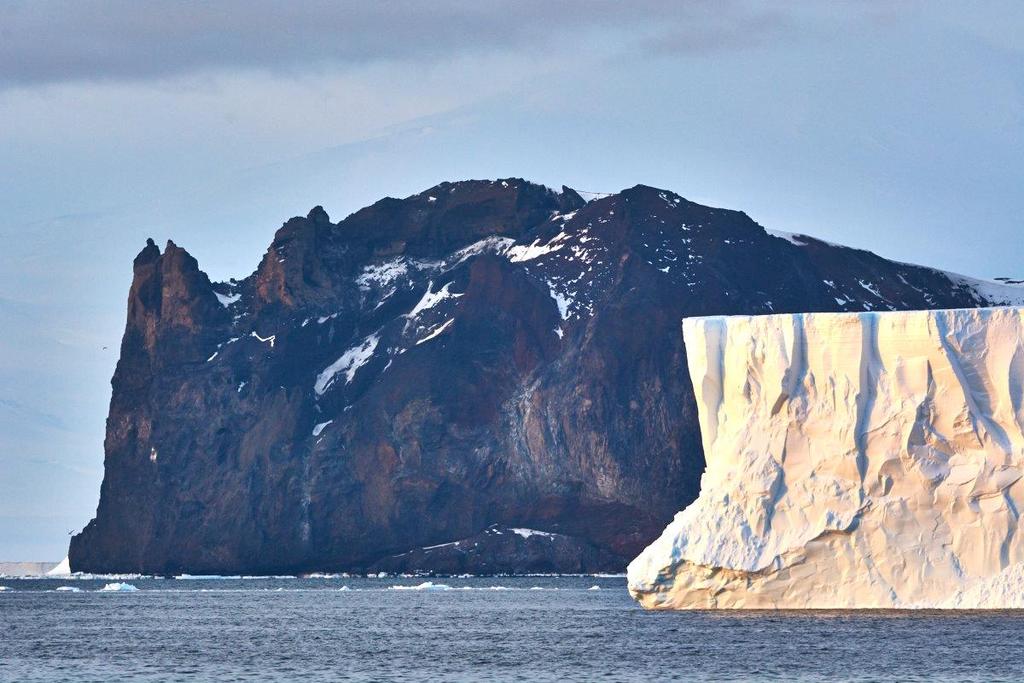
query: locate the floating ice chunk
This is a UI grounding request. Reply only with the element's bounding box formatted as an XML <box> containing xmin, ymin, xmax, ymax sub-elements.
<box><xmin>588</xmin><ymin>585</ymin><xmax>601</xmax><ymax>591</ymax></box>
<box><xmin>100</xmin><ymin>582</ymin><xmax>139</xmax><ymax>592</ymax></box>
<box><xmin>312</xmin><ymin>420</ymin><xmax>333</xmax><ymax>437</ymax></box>
<box><xmin>388</xmin><ymin>581</ymin><xmax>452</xmax><ymax>591</ymax></box>
<box><xmin>55</xmin><ymin>586</ymin><xmax>81</xmax><ymax>592</ymax></box>
<box><xmin>175</xmin><ymin>574</ymin><xmax>244</xmax><ymax>580</ymax></box>
<box><xmin>315</xmin><ymin>333</ymin><xmax>380</xmax><ymax>395</ymax></box>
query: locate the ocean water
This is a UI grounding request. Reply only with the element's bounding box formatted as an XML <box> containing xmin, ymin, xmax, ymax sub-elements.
<box><xmin>2</xmin><ymin>575</ymin><xmax>1023</xmax><ymax>682</ymax></box>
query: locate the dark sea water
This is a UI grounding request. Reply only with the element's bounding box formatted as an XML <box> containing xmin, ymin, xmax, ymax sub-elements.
<box><xmin>2</xmin><ymin>575</ymin><xmax>1023</xmax><ymax>682</ymax></box>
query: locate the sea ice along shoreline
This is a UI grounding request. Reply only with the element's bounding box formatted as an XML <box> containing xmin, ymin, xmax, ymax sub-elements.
<box><xmin>628</xmin><ymin>306</ymin><xmax>1024</xmax><ymax>609</ymax></box>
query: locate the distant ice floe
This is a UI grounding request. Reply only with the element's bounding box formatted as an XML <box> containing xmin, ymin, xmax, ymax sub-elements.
<box><xmin>55</xmin><ymin>586</ymin><xmax>81</xmax><ymax>592</ymax></box>
<box><xmin>302</xmin><ymin>572</ymin><xmax>350</xmax><ymax>579</ymax></box>
<box><xmin>99</xmin><ymin>582</ymin><xmax>139</xmax><ymax>592</ymax></box>
<box><xmin>175</xmin><ymin>575</ymin><xmax>243</xmax><ymax>580</ymax></box>
<box><xmin>386</xmin><ymin>582</ymin><xmax>522</xmax><ymax>592</ymax></box>
<box><xmin>389</xmin><ymin>581</ymin><xmax>452</xmax><ymax>591</ymax></box>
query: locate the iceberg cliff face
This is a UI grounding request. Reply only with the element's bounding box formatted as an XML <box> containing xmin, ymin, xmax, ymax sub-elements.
<box><xmin>628</xmin><ymin>306</ymin><xmax>1024</xmax><ymax>609</ymax></box>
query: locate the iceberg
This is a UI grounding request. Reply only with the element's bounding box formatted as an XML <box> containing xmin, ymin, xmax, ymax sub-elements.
<box><xmin>629</xmin><ymin>307</ymin><xmax>1024</xmax><ymax>609</ymax></box>
<box><xmin>46</xmin><ymin>556</ymin><xmax>71</xmax><ymax>577</ymax></box>
<box><xmin>99</xmin><ymin>582</ymin><xmax>139</xmax><ymax>592</ymax></box>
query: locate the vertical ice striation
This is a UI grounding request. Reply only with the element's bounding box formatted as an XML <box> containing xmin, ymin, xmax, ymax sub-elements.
<box><xmin>628</xmin><ymin>307</ymin><xmax>1024</xmax><ymax>609</ymax></box>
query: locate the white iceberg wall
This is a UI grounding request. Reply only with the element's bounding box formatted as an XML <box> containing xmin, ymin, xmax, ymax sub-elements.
<box><xmin>45</xmin><ymin>556</ymin><xmax>71</xmax><ymax>577</ymax></box>
<box><xmin>628</xmin><ymin>307</ymin><xmax>1024</xmax><ymax>609</ymax></box>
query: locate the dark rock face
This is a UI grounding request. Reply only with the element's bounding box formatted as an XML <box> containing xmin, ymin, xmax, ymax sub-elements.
<box><xmin>69</xmin><ymin>179</ymin><xmax>1022</xmax><ymax>575</ymax></box>
<box><xmin>368</xmin><ymin>526</ymin><xmax>622</xmax><ymax>575</ymax></box>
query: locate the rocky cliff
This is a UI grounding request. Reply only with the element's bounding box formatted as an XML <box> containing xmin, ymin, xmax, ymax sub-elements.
<box><xmin>629</xmin><ymin>307</ymin><xmax>1024</xmax><ymax>608</ymax></box>
<box><xmin>70</xmin><ymin>179</ymin><xmax>1024</xmax><ymax>575</ymax></box>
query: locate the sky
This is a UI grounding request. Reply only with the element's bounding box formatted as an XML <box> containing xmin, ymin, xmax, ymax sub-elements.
<box><xmin>1</xmin><ymin>1</ymin><xmax>1022</xmax><ymax>560</ymax></box>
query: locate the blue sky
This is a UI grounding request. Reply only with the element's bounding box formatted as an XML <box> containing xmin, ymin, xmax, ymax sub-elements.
<box><xmin>1</xmin><ymin>1</ymin><xmax>1022</xmax><ymax>559</ymax></box>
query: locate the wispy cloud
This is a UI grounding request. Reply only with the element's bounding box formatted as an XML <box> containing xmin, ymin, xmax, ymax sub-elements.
<box><xmin>0</xmin><ymin>0</ymin><xmax>814</xmax><ymax>87</ymax></box>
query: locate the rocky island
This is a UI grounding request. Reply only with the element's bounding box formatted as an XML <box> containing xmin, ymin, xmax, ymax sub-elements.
<box><xmin>69</xmin><ymin>179</ymin><xmax>1024</xmax><ymax>575</ymax></box>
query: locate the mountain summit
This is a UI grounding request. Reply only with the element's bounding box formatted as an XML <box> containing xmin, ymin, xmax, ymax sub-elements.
<box><xmin>69</xmin><ymin>179</ymin><xmax>1024</xmax><ymax>574</ymax></box>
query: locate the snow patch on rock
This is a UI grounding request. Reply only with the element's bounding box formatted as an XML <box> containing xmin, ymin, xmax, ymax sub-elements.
<box><xmin>356</xmin><ymin>258</ymin><xmax>410</xmax><ymax>291</ymax></box>
<box><xmin>946</xmin><ymin>271</ymin><xmax>1024</xmax><ymax>306</ymax></box>
<box><xmin>214</xmin><ymin>291</ymin><xmax>241</xmax><ymax>307</ymax></box>
<box><xmin>315</xmin><ymin>333</ymin><xmax>380</xmax><ymax>395</ymax></box>
<box><xmin>405</xmin><ymin>281</ymin><xmax>462</xmax><ymax>322</ymax></box>
<box><xmin>508</xmin><ymin>232</ymin><xmax>571</xmax><ymax>262</ymax></box>
<box><xmin>415</xmin><ymin>318</ymin><xmax>455</xmax><ymax>345</ymax></box>
<box><xmin>511</xmin><ymin>528</ymin><xmax>556</xmax><ymax>540</ymax></box>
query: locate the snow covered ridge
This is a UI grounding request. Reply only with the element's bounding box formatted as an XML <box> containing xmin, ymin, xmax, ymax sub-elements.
<box><xmin>628</xmin><ymin>306</ymin><xmax>1024</xmax><ymax>609</ymax></box>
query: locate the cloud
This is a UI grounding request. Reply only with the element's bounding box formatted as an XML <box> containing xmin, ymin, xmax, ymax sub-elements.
<box><xmin>0</xmin><ymin>0</ymin><xmax>806</xmax><ymax>87</ymax></box>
